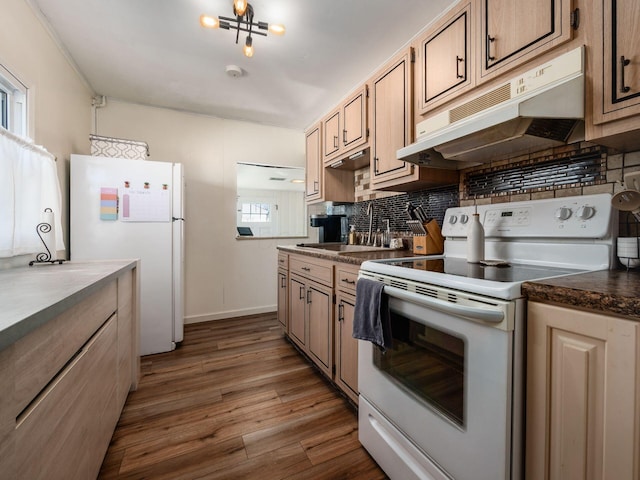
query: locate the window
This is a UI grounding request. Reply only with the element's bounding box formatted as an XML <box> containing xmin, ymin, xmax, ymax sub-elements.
<box><xmin>241</xmin><ymin>203</ymin><xmax>271</xmax><ymax>222</ymax></box>
<box><xmin>1</xmin><ymin>89</ymin><xmax>7</xmax><ymax>129</ymax></box>
<box><xmin>0</xmin><ymin>64</ymin><xmax>27</xmax><ymax>137</ymax></box>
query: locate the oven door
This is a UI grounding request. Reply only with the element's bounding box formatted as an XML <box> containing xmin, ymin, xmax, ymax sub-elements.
<box><xmin>358</xmin><ymin>285</ymin><xmax>522</xmax><ymax>480</ymax></box>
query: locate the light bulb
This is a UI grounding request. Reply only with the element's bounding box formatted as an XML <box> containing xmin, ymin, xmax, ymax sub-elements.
<box><xmin>268</xmin><ymin>24</ymin><xmax>285</xmax><ymax>35</ymax></box>
<box><xmin>199</xmin><ymin>14</ymin><xmax>219</xmax><ymax>29</ymax></box>
<box><xmin>243</xmin><ymin>36</ymin><xmax>254</xmax><ymax>57</ymax></box>
<box><xmin>233</xmin><ymin>0</ymin><xmax>248</xmax><ymax>16</ymax></box>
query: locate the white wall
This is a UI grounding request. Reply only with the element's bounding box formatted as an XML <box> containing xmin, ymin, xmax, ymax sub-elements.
<box><xmin>96</xmin><ymin>100</ymin><xmax>309</xmax><ymax>322</ymax></box>
<box><xmin>237</xmin><ymin>188</ymin><xmax>307</xmax><ymax>237</ymax></box>
<box><xmin>1</xmin><ymin>0</ymin><xmax>309</xmax><ymax>320</ymax></box>
<box><xmin>0</xmin><ymin>0</ymin><xmax>93</xmax><ymax>269</ymax></box>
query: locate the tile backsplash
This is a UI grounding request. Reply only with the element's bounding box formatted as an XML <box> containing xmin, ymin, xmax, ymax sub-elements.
<box><xmin>315</xmin><ymin>142</ymin><xmax>640</xmax><ymax>237</ymax></box>
<box><xmin>351</xmin><ymin>186</ymin><xmax>458</xmax><ymax>233</ymax></box>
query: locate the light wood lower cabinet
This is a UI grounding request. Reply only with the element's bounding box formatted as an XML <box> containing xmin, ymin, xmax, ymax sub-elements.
<box><xmin>283</xmin><ymin>252</ymin><xmax>361</xmax><ymax>402</ymax></box>
<box><xmin>307</xmin><ymin>281</ymin><xmax>333</xmax><ymax>372</ymax></box>
<box><xmin>335</xmin><ymin>291</ymin><xmax>358</xmax><ymax>403</ymax></box>
<box><xmin>526</xmin><ymin>301</ymin><xmax>640</xmax><ymax>480</ymax></box>
<box><xmin>16</xmin><ymin>315</ymin><xmax>118</xmax><ymax>480</ymax></box>
<box><xmin>289</xmin><ymin>275</ymin><xmax>307</xmax><ymax>348</ymax></box>
<box><xmin>277</xmin><ymin>268</ymin><xmax>289</xmax><ymax>333</ymax></box>
<box><xmin>288</xmin><ymin>272</ymin><xmax>333</xmax><ymax>377</ymax></box>
<box><xmin>0</xmin><ymin>267</ymin><xmax>138</xmax><ymax>480</ymax></box>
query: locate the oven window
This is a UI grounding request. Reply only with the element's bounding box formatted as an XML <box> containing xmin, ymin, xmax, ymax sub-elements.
<box><xmin>374</xmin><ymin>311</ymin><xmax>465</xmax><ymax>427</ymax></box>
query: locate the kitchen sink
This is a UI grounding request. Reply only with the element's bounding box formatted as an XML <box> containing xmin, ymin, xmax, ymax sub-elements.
<box><xmin>295</xmin><ymin>243</ymin><xmax>395</xmax><ymax>254</ymax></box>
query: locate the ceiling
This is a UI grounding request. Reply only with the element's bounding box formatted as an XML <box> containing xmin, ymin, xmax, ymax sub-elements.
<box><xmin>237</xmin><ymin>162</ymin><xmax>305</xmax><ymax>191</ymax></box>
<box><xmin>29</xmin><ymin>0</ymin><xmax>456</xmax><ymax>131</ymax></box>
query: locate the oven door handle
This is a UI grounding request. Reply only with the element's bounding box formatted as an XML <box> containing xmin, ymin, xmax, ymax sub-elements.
<box><xmin>383</xmin><ymin>285</ymin><xmax>505</xmax><ymax>324</ymax></box>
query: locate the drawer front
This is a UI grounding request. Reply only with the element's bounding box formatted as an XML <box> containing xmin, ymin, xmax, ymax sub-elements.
<box><xmin>335</xmin><ymin>265</ymin><xmax>360</xmax><ymax>294</ymax></box>
<box><xmin>14</xmin><ymin>281</ymin><xmax>117</xmax><ymax>414</ymax></box>
<box><xmin>290</xmin><ymin>256</ymin><xmax>333</xmax><ymax>286</ymax></box>
<box><xmin>15</xmin><ymin>315</ymin><xmax>118</xmax><ymax>480</ymax></box>
<box><xmin>277</xmin><ymin>252</ymin><xmax>289</xmax><ymax>269</ymax></box>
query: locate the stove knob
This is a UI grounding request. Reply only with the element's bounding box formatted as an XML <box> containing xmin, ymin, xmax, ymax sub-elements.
<box><xmin>449</xmin><ymin>215</ymin><xmax>458</xmax><ymax>224</ymax></box>
<box><xmin>459</xmin><ymin>214</ymin><xmax>469</xmax><ymax>224</ymax></box>
<box><xmin>577</xmin><ymin>205</ymin><xmax>595</xmax><ymax>220</ymax></box>
<box><xmin>555</xmin><ymin>207</ymin><xmax>572</xmax><ymax>221</ymax></box>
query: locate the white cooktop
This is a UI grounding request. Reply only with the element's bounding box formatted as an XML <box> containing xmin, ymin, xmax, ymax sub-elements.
<box><xmin>360</xmin><ymin>194</ymin><xmax>616</xmax><ymax>300</ymax></box>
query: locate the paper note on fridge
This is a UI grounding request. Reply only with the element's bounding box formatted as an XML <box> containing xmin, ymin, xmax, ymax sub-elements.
<box><xmin>100</xmin><ymin>187</ymin><xmax>118</xmax><ymax>220</ymax></box>
<box><xmin>120</xmin><ymin>188</ymin><xmax>171</xmax><ymax>222</ymax></box>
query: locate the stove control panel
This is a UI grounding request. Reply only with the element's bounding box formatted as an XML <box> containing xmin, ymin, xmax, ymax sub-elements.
<box><xmin>442</xmin><ymin>194</ymin><xmax>613</xmax><ymax>238</ymax></box>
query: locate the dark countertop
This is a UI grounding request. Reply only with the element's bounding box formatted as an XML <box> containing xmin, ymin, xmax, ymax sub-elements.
<box><xmin>523</xmin><ymin>268</ymin><xmax>640</xmax><ymax>320</ymax></box>
<box><xmin>277</xmin><ymin>245</ymin><xmax>417</xmax><ymax>266</ymax></box>
<box><xmin>0</xmin><ymin>260</ymin><xmax>138</xmax><ymax>352</ymax></box>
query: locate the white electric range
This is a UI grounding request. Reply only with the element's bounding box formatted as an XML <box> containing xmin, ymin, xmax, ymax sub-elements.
<box><xmin>357</xmin><ymin>193</ymin><xmax>615</xmax><ymax>480</ymax></box>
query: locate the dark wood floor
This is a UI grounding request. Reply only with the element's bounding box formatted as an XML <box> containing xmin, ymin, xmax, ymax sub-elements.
<box><xmin>99</xmin><ymin>313</ymin><xmax>387</xmax><ymax>479</ymax></box>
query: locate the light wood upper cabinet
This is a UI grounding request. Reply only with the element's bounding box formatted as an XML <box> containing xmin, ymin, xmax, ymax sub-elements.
<box><xmin>371</xmin><ymin>47</ymin><xmax>414</xmax><ymax>185</ymax></box>
<box><xmin>322</xmin><ymin>109</ymin><xmax>341</xmax><ymax>161</ymax></box>
<box><xmin>526</xmin><ymin>301</ymin><xmax>640</xmax><ymax>480</ymax></box>
<box><xmin>342</xmin><ymin>85</ymin><xmax>368</xmax><ymax>153</ymax></box>
<box><xmin>608</xmin><ymin>0</ymin><xmax>640</xmax><ymax>107</ymax></box>
<box><xmin>322</xmin><ymin>84</ymin><xmax>369</xmax><ymax>166</ymax></box>
<box><xmin>305</xmin><ymin>123</ymin><xmax>322</xmax><ymax>203</ymax></box>
<box><xmin>479</xmin><ymin>0</ymin><xmax>573</xmax><ymax>82</ymax></box>
<box><xmin>305</xmin><ymin>122</ymin><xmax>354</xmax><ymax>205</ymax></box>
<box><xmin>590</xmin><ymin>0</ymin><xmax>640</xmax><ymax>128</ymax></box>
<box><xmin>370</xmin><ymin>47</ymin><xmax>459</xmax><ymax>191</ymax></box>
<box><xmin>416</xmin><ymin>2</ymin><xmax>474</xmax><ymax>115</ymax></box>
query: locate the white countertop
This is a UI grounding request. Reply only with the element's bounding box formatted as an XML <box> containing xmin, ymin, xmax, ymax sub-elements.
<box><xmin>0</xmin><ymin>259</ymin><xmax>138</xmax><ymax>352</ymax></box>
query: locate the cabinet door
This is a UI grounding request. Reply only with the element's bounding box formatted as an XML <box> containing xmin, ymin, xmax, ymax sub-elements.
<box><xmin>342</xmin><ymin>85</ymin><xmax>368</xmax><ymax>152</ymax></box>
<box><xmin>16</xmin><ymin>316</ymin><xmax>118</xmax><ymax>480</ymax></box>
<box><xmin>420</xmin><ymin>6</ymin><xmax>471</xmax><ymax>113</ymax></box>
<box><xmin>371</xmin><ymin>48</ymin><xmax>414</xmax><ymax>184</ymax></box>
<box><xmin>305</xmin><ymin>123</ymin><xmax>322</xmax><ymax>202</ymax></box>
<box><xmin>602</xmin><ymin>0</ymin><xmax>640</xmax><ymax>117</ymax></box>
<box><xmin>288</xmin><ymin>276</ymin><xmax>306</xmax><ymax>348</ymax></box>
<box><xmin>323</xmin><ymin>109</ymin><xmax>341</xmax><ymax>161</ymax></box>
<box><xmin>277</xmin><ymin>269</ymin><xmax>288</xmax><ymax>332</ymax></box>
<box><xmin>481</xmin><ymin>0</ymin><xmax>569</xmax><ymax>80</ymax></box>
<box><xmin>335</xmin><ymin>292</ymin><xmax>358</xmax><ymax>403</ymax></box>
<box><xmin>306</xmin><ymin>282</ymin><xmax>332</xmax><ymax>374</ymax></box>
<box><xmin>526</xmin><ymin>302</ymin><xmax>640</xmax><ymax>480</ymax></box>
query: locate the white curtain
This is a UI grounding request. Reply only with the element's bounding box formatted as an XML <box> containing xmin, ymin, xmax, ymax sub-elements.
<box><xmin>0</xmin><ymin>127</ymin><xmax>65</xmax><ymax>258</ymax></box>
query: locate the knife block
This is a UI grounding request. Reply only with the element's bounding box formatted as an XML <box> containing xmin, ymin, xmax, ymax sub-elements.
<box><xmin>412</xmin><ymin>220</ymin><xmax>445</xmax><ymax>255</ymax></box>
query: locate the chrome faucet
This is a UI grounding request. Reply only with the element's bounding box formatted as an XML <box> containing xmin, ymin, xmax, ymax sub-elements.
<box><xmin>366</xmin><ymin>202</ymin><xmax>374</xmax><ymax>246</ymax></box>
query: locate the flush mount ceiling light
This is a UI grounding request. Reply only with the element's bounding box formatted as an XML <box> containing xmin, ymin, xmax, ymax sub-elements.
<box><xmin>200</xmin><ymin>0</ymin><xmax>285</xmax><ymax>58</ymax></box>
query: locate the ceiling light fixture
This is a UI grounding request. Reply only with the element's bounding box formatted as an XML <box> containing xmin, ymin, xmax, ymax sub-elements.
<box><xmin>200</xmin><ymin>1</ymin><xmax>285</xmax><ymax>58</ymax></box>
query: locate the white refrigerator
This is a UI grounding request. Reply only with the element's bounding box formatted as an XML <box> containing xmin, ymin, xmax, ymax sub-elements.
<box><xmin>70</xmin><ymin>154</ymin><xmax>184</xmax><ymax>355</ymax></box>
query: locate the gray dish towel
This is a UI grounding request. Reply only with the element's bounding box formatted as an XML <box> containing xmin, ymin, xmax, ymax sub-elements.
<box><xmin>352</xmin><ymin>278</ymin><xmax>392</xmax><ymax>352</ymax></box>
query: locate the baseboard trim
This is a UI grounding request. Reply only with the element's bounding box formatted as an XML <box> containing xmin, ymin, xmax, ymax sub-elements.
<box><xmin>185</xmin><ymin>305</ymin><xmax>277</xmax><ymax>324</ymax></box>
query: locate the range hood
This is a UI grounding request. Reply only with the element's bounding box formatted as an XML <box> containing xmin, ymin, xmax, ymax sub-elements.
<box><xmin>398</xmin><ymin>47</ymin><xmax>585</xmax><ymax>167</ymax></box>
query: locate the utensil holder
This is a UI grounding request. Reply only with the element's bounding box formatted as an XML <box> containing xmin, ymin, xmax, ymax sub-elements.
<box><xmin>412</xmin><ymin>219</ymin><xmax>445</xmax><ymax>255</ymax></box>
